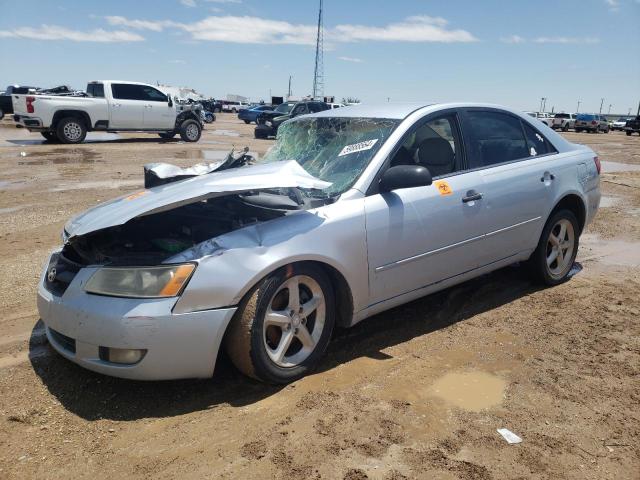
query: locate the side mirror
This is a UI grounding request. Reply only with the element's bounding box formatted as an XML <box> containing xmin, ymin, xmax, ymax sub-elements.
<box><xmin>379</xmin><ymin>165</ymin><xmax>432</xmax><ymax>192</ymax></box>
<box><xmin>168</xmin><ymin>95</ymin><xmax>173</xmax><ymax>107</ymax></box>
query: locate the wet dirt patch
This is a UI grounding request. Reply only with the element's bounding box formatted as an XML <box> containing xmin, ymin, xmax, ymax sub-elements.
<box><xmin>211</xmin><ymin>129</ymin><xmax>240</xmax><ymax>137</ymax></box>
<box><xmin>599</xmin><ymin>196</ymin><xmax>622</xmax><ymax>208</ymax></box>
<box><xmin>428</xmin><ymin>371</ymin><xmax>507</xmax><ymax>412</ymax></box>
<box><xmin>580</xmin><ymin>233</ymin><xmax>640</xmax><ymax>268</ymax></box>
<box><xmin>15</xmin><ymin>148</ymin><xmax>103</xmax><ymax>165</ymax></box>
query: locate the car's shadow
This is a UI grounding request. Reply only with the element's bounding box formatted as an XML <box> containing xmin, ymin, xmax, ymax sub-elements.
<box><xmin>29</xmin><ymin>264</ymin><xmax>559</xmax><ymax>422</ymax></box>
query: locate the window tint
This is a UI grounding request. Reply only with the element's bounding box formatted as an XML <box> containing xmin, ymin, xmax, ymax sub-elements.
<box><xmin>87</xmin><ymin>83</ymin><xmax>104</xmax><ymax>98</ymax></box>
<box><xmin>292</xmin><ymin>104</ymin><xmax>308</xmax><ymax>116</ymax></box>
<box><xmin>308</xmin><ymin>102</ymin><xmax>325</xmax><ymax>113</ymax></box>
<box><xmin>465</xmin><ymin>111</ymin><xmax>529</xmax><ymax>168</ymax></box>
<box><xmin>523</xmin><ymin>123</ymin><xmax>554</xmax><ymax>156</ymax></box>
<box><xmin>390</xmin><ymin>115</ymin><xmax>461</xmax><ymax>177</ymax></box>
<box><xmin>111</xmin><ymin>84</ymin><xmax>167</xmax><ymax>102</ymax></box>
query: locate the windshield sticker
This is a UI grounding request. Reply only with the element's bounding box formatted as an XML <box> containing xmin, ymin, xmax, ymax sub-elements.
<box><xmin>434</xmin><ymin>180</ymin><xmax>453</xmax><ymax>196</ymax></box>
<box><xmin>338</xmin><ymin>139</ymin><xmax>379</xmax><ymax>157</ymax></box>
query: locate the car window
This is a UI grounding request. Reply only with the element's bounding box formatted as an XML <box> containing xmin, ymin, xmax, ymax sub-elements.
<box><xmin>111</xmin><ymin>84</ymin><xmax>147</xmax><ymax>101</ymax></box>
<box><xmin>292</xmin><ymin>104</ymin><xmax>309</xmax><ymax>116</ymax></box>
<box><xmin>523</xmin><ymin>123</ymin><xmax>554</xmax><ymax>157</ymax></box>
<box><xmin>308</xmin><ymin>103</ymin><xmax>326</xmax><ymax>113</ymax></box>
<box><xmin>141</xmin><ymin>86</ymin><xmax>167</xmax><ymax>102</ymax></box>
<box><xmin>464</xmin><ymin>111</ymin><xmax>529</xmax><ymax>168</ymax></box>
<box><xmin>390</xmin><ymin>115</ymin><xmax>462</xmax><ymax>178</ymax></box>
<box><xmin>87</xmin><ymin>83</ymin><xmax>104</xmax><ymax>98</ymax></box>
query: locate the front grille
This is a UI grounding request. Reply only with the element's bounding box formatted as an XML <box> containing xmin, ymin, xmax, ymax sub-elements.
<box><xmin>49</xmin><ymin>328</ymin><xmax>76</xmax><ymax>354</ymax></box>
<box><xmin>44</xmin><ymin>251</ymin><xmax>82</xmax><ymax>296</ymax></box>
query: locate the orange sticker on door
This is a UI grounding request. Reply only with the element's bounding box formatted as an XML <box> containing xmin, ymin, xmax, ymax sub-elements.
<box><xmin>434</xmin><ymin>180</ymin><xmax>453</xmax><ymax>196</ymax></box>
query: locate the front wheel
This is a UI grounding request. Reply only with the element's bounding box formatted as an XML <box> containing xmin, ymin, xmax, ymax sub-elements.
<box><xmin>244</xmin><ymin>120</ymin><xmax>250</xmax><ymax>124</ymax></box>
<box><xmin>179</xmin><ymin>119</ymin><xmax>202</xmax><ymax>142</ymax></box>
<box><xmin>224</xmin><ymin>264</ymin><xmax>335</xmax><ymax>384</ymax></box>
<box><xmin>204</xmin><ymin>113</ymin><xmax>214</xmax><ymax>123</ymax></box>
<box><xmin>56</xmin><ymin>117</ymin><xmax>87</xmax><ymax>144</ymax></box>
<box><xmin>528</xmin><ymin>209</ymin><xmax>579</xmax><ymax>286</ymax></box>
<box><xmin>0</xmin><ymin>108</ymin><xmax>4</xmax><ymax>120</ymax></box>
<box><xmin>626</xmin><ymin>130</ymin><xmax>632</xmax><ymax>136</ymax></box>
<box><xmin>562</xmin><ymin>123</ymin><xmax>570</xmax><ymax>132</ymax></box>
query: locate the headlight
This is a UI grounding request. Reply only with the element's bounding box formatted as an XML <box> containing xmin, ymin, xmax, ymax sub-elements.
<box><xmin>85</xmin><ymin>264</ymin><xmax>196</xmax><ymax>298</ymax></box>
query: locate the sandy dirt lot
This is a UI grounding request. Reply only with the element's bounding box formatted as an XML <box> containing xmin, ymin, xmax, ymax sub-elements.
<box><xmin>0</xmin><ymin>115</ymin><xmax>638</xmax><ymax>479</ymax></box>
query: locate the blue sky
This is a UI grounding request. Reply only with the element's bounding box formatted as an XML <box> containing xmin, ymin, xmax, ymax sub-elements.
<box><xmin>1</xmin><ymin>0</ymin><xmax>638</xmax><ymax>114</ymax></box>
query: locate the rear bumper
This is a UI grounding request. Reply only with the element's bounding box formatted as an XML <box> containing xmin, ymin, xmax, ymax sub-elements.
<box><xmin>14</xmin><ymin>114</ymin><xmax>45</xmax><ymax>130</ymax></box>
<box><xmin>37</xmin><ymin>254</ymin><xmax>237</xmax><ymax>380</ymax></box>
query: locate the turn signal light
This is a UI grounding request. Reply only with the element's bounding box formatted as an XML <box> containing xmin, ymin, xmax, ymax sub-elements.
<box><xmin>26</xmin><ymin>96</ymin><xmax>35</xmax><ymax>114</ymax></box>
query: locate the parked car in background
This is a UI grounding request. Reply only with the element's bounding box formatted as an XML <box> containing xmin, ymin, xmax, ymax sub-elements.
<box><xmin>12</xmin><ymin>80</ymin><xmax>203</xmax><ymax>143</ymax></box>
<box><xmin>238</xmin><ymin>105</ymin><xmax>274</xmax><ymax>124</ymax></box>
<box><xmin>611</xmin><ymin>117</ymin><xmax>631</xmax><ymax>131</ymax></box>
<box><xmin>625</xmin><ymin>116</ymin><xmax>640</xmax><ymax>136</ymax></box>
<box><xmin>574</xmin><ymin>114</ymin><xmax>609</xmax><ymax>133</ymax></box>
<box><xmin>222</xmin><ymin>101</ymin><xmax>250</xmax><ymax>113</ymax></box>
<box><xmin>328</xmin><ymin>103</ymin><xmax>344</xmax><ymax>109</ymax></box>
<box><xmin>551</xmin><ymin>113</ymin><xmax>576</xmax><ymax>132</ymax></box>
<box><xmin>0</xmin><ymin>85</ymin><xmax>36</xmax><ymax>119</ymax></box>
<box><xmin>537</xmin><ymin>113</ymin><xmax>554</xmax><ymax>127</ymax></box>
<box><xmin>255</xmin><ymin>100</ymin><xmax>330</xmax><ymax>138</ymax></box>
<box><xmin>37</xmin><ymin>102</ymin><xmax>600</xmax><ymax>382</ymax></box>
<box><xmin>201</xmin><ymin>99</ymin><xmax>223</xmax><ymax>113</ymax></box>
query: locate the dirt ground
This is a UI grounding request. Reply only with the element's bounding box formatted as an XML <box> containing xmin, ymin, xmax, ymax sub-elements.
<box><xmin>0</xmin><ymin>115</ymin><xmax>638</xmax><ymax>479</ymax></box>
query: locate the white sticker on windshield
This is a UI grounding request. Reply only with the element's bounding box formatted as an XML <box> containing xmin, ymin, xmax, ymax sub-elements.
<box><xmin>338</xmin><ymin>139</ymin><xmax>379</xmax><ymax>157</ymax></box>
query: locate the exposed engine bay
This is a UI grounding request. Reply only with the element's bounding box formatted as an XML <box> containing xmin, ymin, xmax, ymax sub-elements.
<box><xmin>64</xmin><ymin>190</ymin><xmax>316</xmax><ymax>266</ymax></box>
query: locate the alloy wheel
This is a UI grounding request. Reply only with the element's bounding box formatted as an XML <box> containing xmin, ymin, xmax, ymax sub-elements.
<box><xmin>546</xmin><ymin>218</ymin><xmax>575</xmax><ymax>278</ymax></box>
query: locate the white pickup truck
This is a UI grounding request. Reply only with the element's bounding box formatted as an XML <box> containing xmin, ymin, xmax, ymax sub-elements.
<box><xmin>12</xmin><ymin>80</ymin><xmax>203</xmax><ymax>144</ymax></box>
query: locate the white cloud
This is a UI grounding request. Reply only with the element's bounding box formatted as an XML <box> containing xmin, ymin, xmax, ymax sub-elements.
<box><xmin>180</xmin><ymin>16</ymin><xmax>318</xmax><ymax>45</ymax></box>
<box><xmin>501</xmin><ymin>35</ymin><xmax>525</xmax><ymax>44</ymax></box>
<box><xmin>604</xmin><ymin>0</ymin><xmax>620</xmax><ymax>11</ymax></box>
<box><xmin>333</xmin><ymin>15</ymin><xmax>477</xmax><ymax>43</ymax></box>
<box><xmin>180</xmin><ymin>0</ymin><xmax>197</xmax><ymax>7</ymax></box>
<box><xmin>338</xmin><ymin>56</ymin><xmax>363</xmax><ymax>63</ymax></box>
<box><xmin>206</xmin><ymin>0</ymin><xmax>242</xmax><ymax>3</ymax></box>
<box><xmin>105</xmin><ymin>16</ymin><xmax>178</xmax><ymax>32</ymax></box>
<box><xmin>534</xmin><ymin>36</ymin><xmax>600</xmax><ymax>44</ymax></box>
<box><xmin>0</xmin><ymin>25</ymin><xmax>144</xmax><ymax>42</ymax></box>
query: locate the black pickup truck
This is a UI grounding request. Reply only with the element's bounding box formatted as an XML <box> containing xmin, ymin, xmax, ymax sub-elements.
<box><xmin>625</xmin><ymin>116</ymin><xmax>640</xmax><ymax>136</ymax></box>
<box><xmin>255</xmin><ymin>100</ymin><xmax>329</xmax><ymax>139</ymax></box>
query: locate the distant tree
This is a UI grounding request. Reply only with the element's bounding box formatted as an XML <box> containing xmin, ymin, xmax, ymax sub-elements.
<box><xmin>342</xmin><ymin>97</ymin><xmax>360</xmax><ymax>104</ymax></box>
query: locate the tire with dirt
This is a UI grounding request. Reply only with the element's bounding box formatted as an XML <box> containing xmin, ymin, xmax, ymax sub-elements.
<box><xmin>159</xmin><ymin>132</ymin><xmax>176</xmax><ymax>139</ymax></box>
<box><xmin>179</xmin><ymin>119</ymin><xmax>202</xmax><ymax>142</ymax></box>
<box><xmin>56</xmin><ymin>117</ymin><xmax>87</xmax><ymax>144</ymax></box>
<box><xmin>527</xmin><ymin>209</ymin><xmax>579</xmax><ymax>286</ymax></box>
<box><xmin>204</xmin><ymin>113</ymin><xmax>214</xmax><ymax>123</ymax></box>
<box><xmin>244</xmin><ymin>120</ymin><xmax>250</xmax><ymax>124</ymax></box>
<box><xmin>41</xmin><ymin>131</ymin><xmax>59</xmax><ymax>142</ymax></box>
<box><xmin>224</xmin><ymin>264</ymin><xmax>335</xmax><ymax>384</ymax></box>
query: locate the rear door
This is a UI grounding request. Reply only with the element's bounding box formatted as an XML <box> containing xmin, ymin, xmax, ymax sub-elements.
<box><xmin>459</xmin><ymin>109</ymin><xmax>557</xmax><ymax>266</ymax></box>
<box><xmin>109</xmin><ymin>84</ymin><xmax>146</xmax><ymax>128</ymax></box>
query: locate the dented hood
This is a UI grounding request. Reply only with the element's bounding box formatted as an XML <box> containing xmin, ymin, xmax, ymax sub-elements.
<box><xmin>65</xmin><ymin>161</ymin><xmax>331</xmax><ymax>239</ymax></box>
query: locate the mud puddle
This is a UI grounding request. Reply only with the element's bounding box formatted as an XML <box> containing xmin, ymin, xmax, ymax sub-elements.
<box><xmin>15</xmin><ymin>148</ymin><xmax>103</xmax><ymax>165</ymax></box>
<box><xmin>48</xmin><ymin>179</ymin><xmax>141</xmax><ymax>192</ymax></box>
<box><xmin>212</xmin><ymin>129</ymin><xmax>240</xmax><ymax>137</ymax></box>
<box><xmin>428</xmin><ymin>370</ymin><xmax>507</xmax><ymax>412</ymax></box>
<box><xmin>170</xmin><ymin>149</ymin><xmax>259</xmax><ymax>162</ymax></box>
<box><xmin>580</xmin><ymin>233</ymin><xmax>640</xmax><ymax>268</ymax></box>
<box><xmin>600</xmin><ymin>161</ymin><xmax>640</xmax><ymax>173</ymax></box>
<box><xmin>4</xmin><ymin>132</ymin><xmax>122</xmax><ymax>146</ymax></box>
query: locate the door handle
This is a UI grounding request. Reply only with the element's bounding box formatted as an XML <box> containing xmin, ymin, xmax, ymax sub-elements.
<box><xmin>145</xmin><ymin>104</ymin><xmax>153</xmax><ymax>108</ymax></box>
<box><xmin>112</xmin><ymin>103</ymin><xmax>121</xmax><ymax>108</ymax></box>
<box><xmin>540</xmin><ymin>172</ymin><xmax>555</xmax><ymax>182</ymax></box>
<box><xmin>462</xmin><ymin>191</ymin><xmax>483</xmax><ymax>203</ymax></box>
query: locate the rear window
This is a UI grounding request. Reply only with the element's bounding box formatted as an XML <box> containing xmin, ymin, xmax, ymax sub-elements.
<box><xmin>86</xmin><ymin>83</ymin><xmax>104</xmax><ymax>98</ymax></box>
<box><xmin>554</xmin><ymin>113</ymin><xmax>570</xmax><ymax>119</ymax></box>
<box><xmin>577</xmin><ymin>114</ymin><xmax>595</xmax><ymax>121</ymax></box>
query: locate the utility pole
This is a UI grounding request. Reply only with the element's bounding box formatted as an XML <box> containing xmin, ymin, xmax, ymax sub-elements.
<box><xmin>599</xmin><ymin>98</ymin><xmax>604</xmax><ymax>114</ymax></box>
<box><xmin>539</xmin><ymin>97</ymin><xmax>544</xmax><ymax>112</ymax></box>
<box><xmin>608</xmin><ymin>104</ymin><xmax>612</xmax><ymax>115</ymax></box>
<box><xmin>312</xmin><ymin>0</ymin><xmax>324</xmax><ymax>100</ymax></box>
<box><xmin>287</xmin><ymin>76</ymin><xmax>292</xmax><ymax>99</ymax></box>
<box><xmin>576</xmin><ymin>100</ymin><xmax>581</xmax><ymax>113</ymax></box>
<box><xmin>636</xmin><ymin>100</ymin><xmax>640</xmax><ymax>116</ymax></box>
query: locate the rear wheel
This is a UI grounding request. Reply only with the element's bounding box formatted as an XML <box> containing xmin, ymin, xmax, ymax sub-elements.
<box><xmin>179</xmin><ymin>119</ymin><xmax>201</xmax><ymax>142</ymax></box>
<box><xmin>562</xmin><ymin>123</ymin><xmax>570</xmax><ymax>132</ymax></box>
<box><xmin>224</xmin><ymin>264</ymin><xmax>335</xmax><ymax>384</ymax></box>
<box><xmin>528</xmin><ymin>209</ymin><xmax>579</xmax><ymax>286</ymax></box>
<box><xmin>56</xmin><ymin>117</ymin><xmax>87</xmax><ymax>144</ymax></box>
<box><xmin>41</xmin><ymin>131</ymin><xmax>59</xmax><ymax>142</ymax></box>
<box><xmin>0</xmin><ymin>108</ymin><xmax>4</xmax><ymax>120</ymax></box>
<box><xmin>244</xmin><ymin>120</ymin><xmax>250</xmax><ymax>124</ymax></box>
<box><xmin>626</xmin><ymin>130</ymin><xmax>632</xmax><ymax>136</ymax></box>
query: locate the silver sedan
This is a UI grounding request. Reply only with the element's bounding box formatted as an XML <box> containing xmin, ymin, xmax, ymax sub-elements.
<box><xmin>37</xmin><ymin>102</ymin><xmax>601</xmax><ymax>382</ymax></box>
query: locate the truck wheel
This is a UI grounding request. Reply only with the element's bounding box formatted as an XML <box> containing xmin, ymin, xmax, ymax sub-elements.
<box><xmin>204</xmin><ymin>113</ymin><xmax>214</xmax><ymax>123</ymax></box>
<box><xmin>562</xmin><ymin>123</ymin><xmax>570</xmax><ymax>132</ymax></box>
<box><xmin>56</xmin><ymin>117</ymin><xmax>87</xmax><ymax>144</ymax></box>
<box><xmin>158</xmin><ymin>132</ymin><xmax>176</xmax><ymax>139</ymax></box>
<box><xmin>627</xmin><ymin>130</ymin><xmax>632</xmax><ymax>136</ymax></box>
<box><xmin>41</xmin><ymin>132</ymin><xmax>59</xmax><ymax>143</ymax></box>
<box><xmin>224</xmin><ymin>263</ymin><xmax>335</xmax><ymax>384</ymax></box>
<box><xmin>244</xmin><ymin>120</ymin><xmax>250</xmax><ymax>124</ymax></box>
<box><xmin>0</xmin><ymin>108</ymin><xmax>4</xmax><ymax>120</ymax></box>
<box><xmin>179</xmin><ymin>119</ymin><xmax>201</xmax><ymax>142</ymax></box>
<box><xmin>527</xmin><ymin>209</ymin><xmax>579</xmax><ymax>286</ymax></box>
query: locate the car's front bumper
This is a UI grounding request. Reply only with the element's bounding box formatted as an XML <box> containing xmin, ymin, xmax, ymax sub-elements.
<box><xmin>255</xmin><ymin>124</ymin><xmax>276</xmax><ymax>137</ymax></box>
<box><xmin>37</xmin><ymin>253</ymin><xmax>237</xmax><ymax>380</ymax></box>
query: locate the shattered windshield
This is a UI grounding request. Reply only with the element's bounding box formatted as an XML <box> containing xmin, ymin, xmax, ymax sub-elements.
<box><xmin>261</xmin><ymin>117</ymin><xmax>400</xmax><ymax>196</ymax></box>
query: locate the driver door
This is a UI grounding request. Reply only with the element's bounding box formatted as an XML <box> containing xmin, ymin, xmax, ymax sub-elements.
<box><xmin>364</xmin><ymin>112</ymin><xmax>489</xmax><ymax>305</ymax></box>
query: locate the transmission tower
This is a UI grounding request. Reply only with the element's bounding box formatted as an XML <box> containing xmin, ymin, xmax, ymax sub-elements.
<box><xmin>312</xmin><ymin>0</ymin><xmax>324</xmax><ymax>99</ymax></box>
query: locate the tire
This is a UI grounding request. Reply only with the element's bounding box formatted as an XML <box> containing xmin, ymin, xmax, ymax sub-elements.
<box><xmin>0</xmin><ymin>108</ymin><xmax>4</xmax><ymax>121</ymax></box>
<box><xmin>41</xmin><ymin>131</ymin><xmax>59</xmax><ymax>142</ymax></box>
<box><xmin>232</xmin><ymin>108</ymin><xmax>237</xmax><ymax>113</ymax></box>
<box><xmin>56</xmin><ymin>117</ymin><xmax>87</xmax><ymax>144</ymax></box>
<box><xmin>562</xmin><ymin>123</ymin><xmax>570</xmax><ymax>132</ymax></box>
<box><xmin>575</xmin><ymin>128</ymin><xmax>582</xmax><ymax>133</ymax></box>
<box><xmin>205</xmin><ymin>113</ymin><xmax>214</xmax><ymax>123</ymax></box>
<box><xmin>179</xmin><ymin>119</ymin><xmax>202</xmax><ymax>142</ymax></box>
<box><xmin>254</xmin><ymin>129</ymin><xmax>266</xmax><ymax>139</ymax></box>
<box><xmin>224</xmin><ymin>264</ymin><xmax>335</xmax><ymax>384</ymax></box>
<box><xmin>626</xmin><ymin>130</ymin><xmax>632</xmax><ymax>136</ymax></box>
<box><xmin>158</xmin><ymin>132</ymin><xmax>176</xmax><ymax>139</ymax></box>
<box><xmin>244</xmin><ymin>120</ymin><xmax>250</xmax><ymax>124</ymax></box>
<box><xmin>527</xmin><ymin>209</ymin><xmax>579</xmax><ymax>286</ymax></box>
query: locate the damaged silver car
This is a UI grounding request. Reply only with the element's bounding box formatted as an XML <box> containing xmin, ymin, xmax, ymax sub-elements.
<box><xmin>37</xmin><ymin>103</ymin><xmax>600</xmax><ymax>382</ymax></box>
